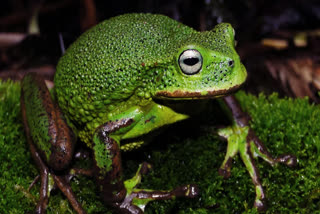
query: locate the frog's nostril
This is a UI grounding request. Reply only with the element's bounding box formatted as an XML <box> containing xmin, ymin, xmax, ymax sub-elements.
<box><xmin>228</xmin><ymin>60</ymin><xmax>234</xmax><ymax>67</ymax></box>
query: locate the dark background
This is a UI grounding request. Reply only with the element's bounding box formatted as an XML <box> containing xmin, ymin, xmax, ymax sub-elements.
<box><xmin>1</xmin><ymin>0</ymin><xmax>320</xmax><ymax>101</ymax></box>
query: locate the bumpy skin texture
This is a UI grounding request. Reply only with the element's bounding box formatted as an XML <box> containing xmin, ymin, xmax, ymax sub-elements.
<box><xmin>21</xmin><ymin>13</ymin><xmax>296</xmax><ymax>213</ymax></box>
<box><xmin>21</xmin><ymin>73</ymin><xmax>75</xmax><ymax>171</ymax></box>
<box><xmin>54</xmin><ymin>13</ymin><xmax>246</xmax><ymax>146</ymax></box>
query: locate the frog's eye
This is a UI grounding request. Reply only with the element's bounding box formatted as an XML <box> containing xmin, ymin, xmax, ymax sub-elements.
<box><xmin>178</xmin><ymin>49</ymin><xmax>203</xmax><ymax>75</ymax></box>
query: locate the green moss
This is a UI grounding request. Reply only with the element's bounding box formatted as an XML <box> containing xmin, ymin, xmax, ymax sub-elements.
<box><xmin>0</xmin><ymin>80</ymin><xmax>34</xmax><ymax>213</ymax></box>
<box><xmin>1</xmin><ymin>80</ymin><xmax>319</xmax><ymax>213</ymax></box>
<box><xmin>140</xmin><ymin>92</ymin><xmax>320</xmax><ymax>213</ymax></box>
<box><xmin>0</xmin><ymin>80</ymin><xmax>110</xmax><ymax>213</ymax></box>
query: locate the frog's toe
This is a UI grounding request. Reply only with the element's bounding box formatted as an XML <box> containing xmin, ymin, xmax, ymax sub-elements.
<box><xmin>172</xmin><ymin>184</ymin><xmax>199</xmax><ymax>198</ymax></box>
<box><xmin>275</xmin><ymin>154</ymin><xmax>297</xmax><ymax>167</ymax></box>
<box><xmin>254</xmin><ymin>198</ymin><xmax>267</xmax><ymax>212</ymax></box>
<box><xmin>139</xmin><ymin>162</ymin><xmax>152</xmax><ymax>175</ymax></box>
<box><xmin>218</xmin><ymin>157</ymin><xmax>233</xmax><ymax>178</ymax></box>
<box><xmin>248</xmin><ymin>130</ymin><xmax>298</xmax><ymax>168</ymax></box>
<box><xmin>218</xmin><ymin>167</ymin><xmax>231</xmax><ymax>179</ymax></box>
<box><xmin>119</xmin><ymin>203</ymin><xmax>143</xmax><ymax>214</ymax></box>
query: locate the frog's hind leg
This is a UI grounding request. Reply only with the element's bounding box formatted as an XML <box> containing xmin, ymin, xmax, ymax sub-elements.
<box><xmin>92</xmin><ymin>119</ymin><xmax>199</xmax><ymax>214</ymax></box>
<box><xmin>24</xmin><ymin>135</ymin><xmax>50</xmax><ymax>213</ymax></box>
<box><xmin>21</xmin><ymin>73</ymin><xmax>85</xmax><ymax>214</ymax></box>
<box><xmin>218</xmin><ymin>95</ymin><xmax>297</xmax><ymax>211</ymax></box>
<box><xmin>22</xmin><ymin>141</ymin><xmax>85</xmax><ymax>214</ymax></box>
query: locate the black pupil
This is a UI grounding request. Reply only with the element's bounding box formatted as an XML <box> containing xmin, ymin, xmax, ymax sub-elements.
<box><xmin>228</xmin><ymin>60</ymin><xmax>234</xmax><ymax>67</ymax></box>
<box><xmin>184</xmin><ymin>57</ymin><xmax>199</xmax><ymax>66</ymax></box>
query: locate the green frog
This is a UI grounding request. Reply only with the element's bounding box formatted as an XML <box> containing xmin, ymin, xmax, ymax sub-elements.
<box><xmin>20</xmin><ymin>13</ymin><xmax>296</xmax><ymax>214</ymax></box>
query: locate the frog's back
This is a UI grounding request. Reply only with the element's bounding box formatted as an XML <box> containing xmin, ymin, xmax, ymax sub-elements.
<box><xmin>54</xmin><ymin>13</ymin><xmax>195</xmax><ymax>126</ymax></box>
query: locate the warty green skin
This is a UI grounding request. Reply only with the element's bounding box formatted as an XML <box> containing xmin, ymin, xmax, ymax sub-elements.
<box><xmin>21</xmin><ymin>13</ymin><xmax>297</xmax><ymax>213</ymax></box>
<box><xmin>54</xmin><ymin>13</ymin><xmax>247</xmax><ymax>147</ymax></box>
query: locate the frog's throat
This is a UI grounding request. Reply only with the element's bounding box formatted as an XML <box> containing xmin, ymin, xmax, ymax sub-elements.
<box><xmin>154</xmin><ymin>84</ymin><xmax>242</xmax><ymax>99</ymax></box>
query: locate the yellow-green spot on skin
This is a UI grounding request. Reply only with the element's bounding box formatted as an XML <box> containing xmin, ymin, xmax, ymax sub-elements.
<box><xmin>59</xmin><ymin>96</ymin><xmax>65</xmax><ymax>104</ymax></box>
<box><xmin>76</xmin><ymin>96</ymin><xmax>82</xmax><ymax>102</ymax></box>
<box><xmin>120</xmin><ymin>141</ymin><xmax>144</xmax><ymax>151</ymax></box>
<box><xmin>108</xmin><ymin>105</ymin><xmax>115</xmax><ymax>111</ymax></box>
<box><xmin>93</xmin><ymin>122</ymin><xmax>100</xmax><ymax>130</ymax></box>
<box><xmin>79</xmin><ymin>108</ymin><xmax>85</xmax><ymax>115</ymax></box>
<box><xmin>69</xmin><ymin>100</ymin><xmax>75</xmax><ymax>108</ymax></box>
<box><xmin>137</xmin><ymin>91</ymin><xmax>145</xmax><ymax>97</ymax></box>
<box><xmin>122</xmin><ymin>88</ymin><xmax>130</xmax><ymax>93</ymax></box>
<box><xmin>201</xmin><ymin>91</ymin><xmax>208</xmax><ymax>96</ymax></box>
<box><xmin>87</xmin><ymin>123</ymin><xmax>92</xmax><ymax>130</ymax></box>
<box><xmin>94</xmin><ymin>101</ymin><xmax>103</xmax><ymax>108</ymax></box>
<box><xmin>144</xmin><ymin>92</ymin><xmax>151</xmax><ymax>99</ymax></box>
<box><xmin>104</xmin><ymin>99</ymin><xmax>111</xmax><ymax>104</ymax></box>
<box><xmin>89</xmin><ymin>104</ymin><xmax>95</xmax><ymax>110</ymax></box>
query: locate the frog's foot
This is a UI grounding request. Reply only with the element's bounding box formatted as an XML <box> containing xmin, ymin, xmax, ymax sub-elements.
<box><xmin>218</xmin><ymin>125</ymin><xmax>297</xmax><ymax>211</ymax></box>
<box><xmin>26</xmin><ymin>167</ymin><xmax>87</xmax><ymax>214</ymax></box>
<box><xmin>26</xmin><ymin>142</ymin><xmax>86</xmax><ymax>214</ymax></box>
<box><xmin>114</xmin><ymin>162</ymin><xmax>199</xmax><ymax>214</ymax></box>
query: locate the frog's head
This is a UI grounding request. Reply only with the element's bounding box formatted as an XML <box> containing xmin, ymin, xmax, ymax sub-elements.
<box><xmin>153</xmin><ymin>23</ymin><xmax>247</xmax><ymax>99</ymax></box>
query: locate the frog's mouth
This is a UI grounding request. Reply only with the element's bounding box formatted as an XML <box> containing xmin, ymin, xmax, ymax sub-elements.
<box><xmin>154</xmin><ymin>84</ymin><xmax>242</xmax><ymax>99</ymax></box>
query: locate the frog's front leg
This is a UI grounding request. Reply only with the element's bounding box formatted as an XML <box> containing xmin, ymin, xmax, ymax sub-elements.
<box><xmin>92</xmin><ymin>112</ymin><xmax>199</xmax><ymax>214</ymax></box>
<box><xmin>218</xmin><ymin>95</ymin><xmax>297</xmax><ymax>211</ymax></box>
<box><xmin>21</xmin><ymin>73</ymin><xmax>85</xmax><ymax>214</ymax></box>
